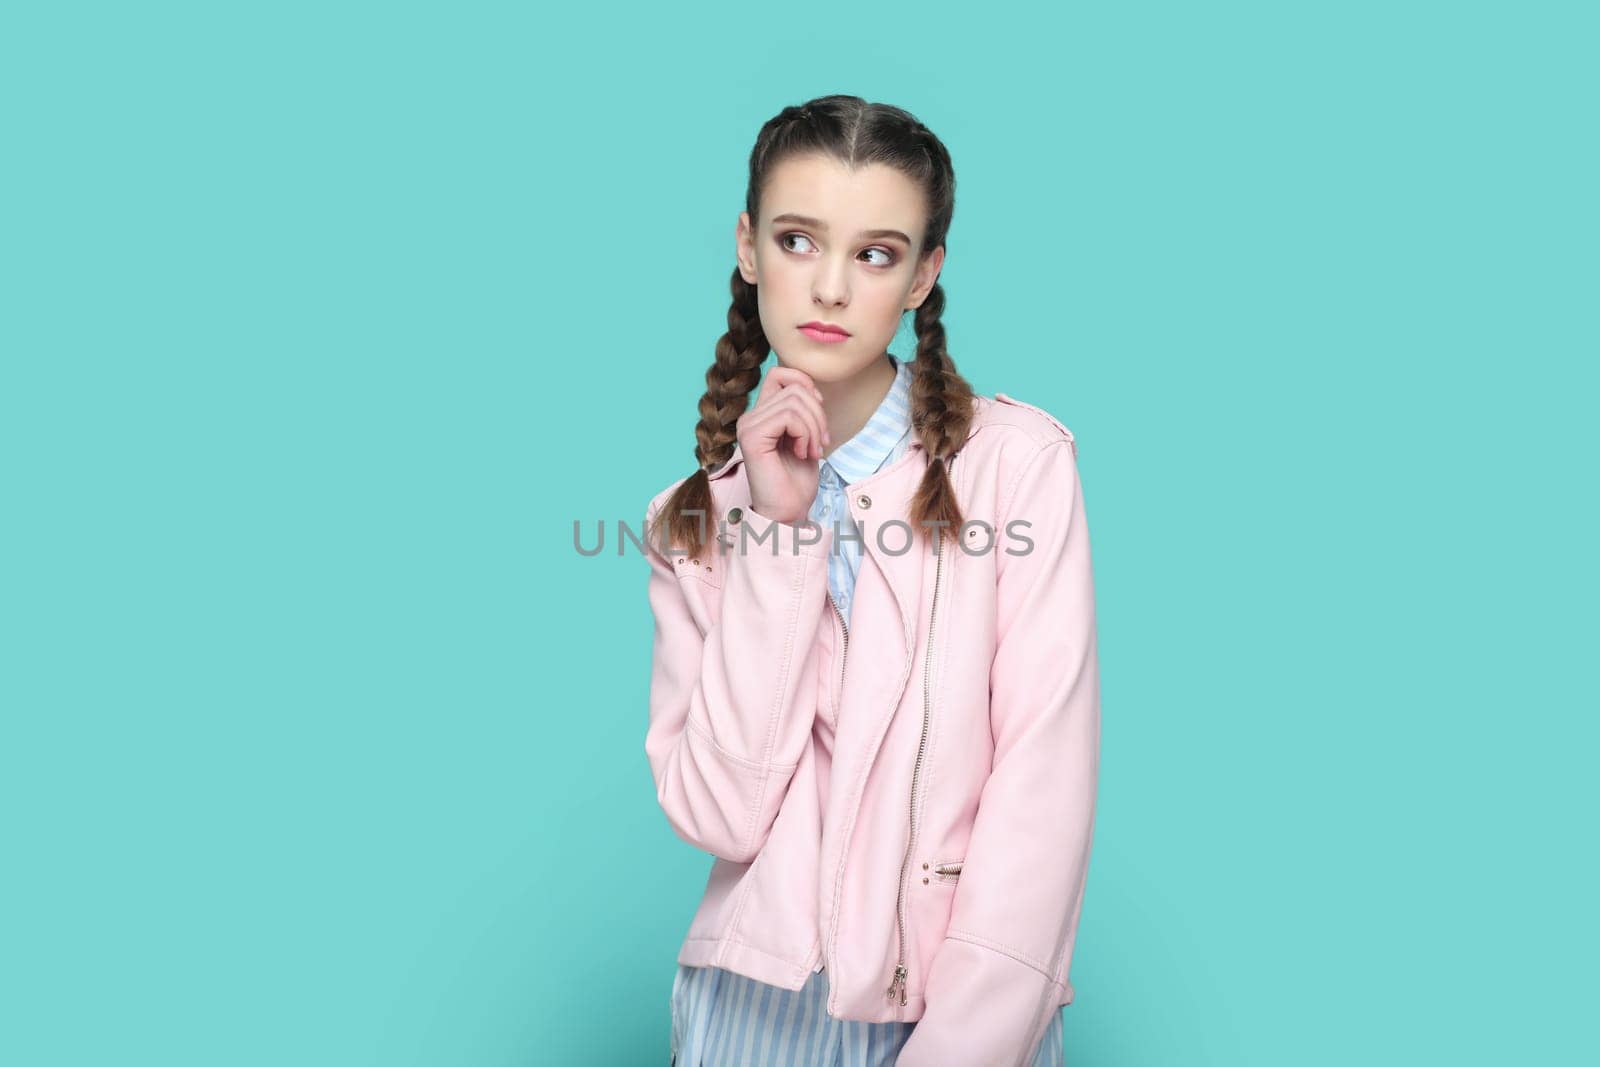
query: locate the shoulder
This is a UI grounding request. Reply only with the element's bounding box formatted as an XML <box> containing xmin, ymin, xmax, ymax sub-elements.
<box><xmin>644</xmin><ymin>477</ymin><xmax>682</xmax><ymax>527</ymax></box>
<box><xmin>646</xmin><ymin>475</ymin><xmax>690</xmax><ymax>518</ymax></box>
<box><xmin>644</xmin><ymin>465</ymin><xmax>740</xmax><ymax>530</ymax></box>
<box><xmin>969</xmin><ymin>391</ymin><xmax>1078</xmax><ymax>455</ymax></box>
<box><xmin>962</xmin><ymin>391</ymin><xmax>1084</xmax><ymax>522</ymax></box>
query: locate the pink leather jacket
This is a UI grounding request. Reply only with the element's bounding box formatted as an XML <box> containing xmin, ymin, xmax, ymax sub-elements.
<box><xmin>642</xmin><ymin>391</ymin><xmax>1101</xmax><ymax>1067</ymax></box>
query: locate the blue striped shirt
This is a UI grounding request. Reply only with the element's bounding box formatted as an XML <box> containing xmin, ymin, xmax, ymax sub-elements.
<box><xmin>670</xmin><ymin>961</ymin><xmax>1064</xmax><ymax>1065</ymax></box>
<box><xmin>808</xmin><ymin>352</ymin><xmax>914</xmax><ymax>626</ymax></box>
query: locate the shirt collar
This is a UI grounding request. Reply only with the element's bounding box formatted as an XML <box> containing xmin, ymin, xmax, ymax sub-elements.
<box><xmin>821</xmin><ymin>354</ymin><xmax>914</xmax><ymax>487</ymax></box>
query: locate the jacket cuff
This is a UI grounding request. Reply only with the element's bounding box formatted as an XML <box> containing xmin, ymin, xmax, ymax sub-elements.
<box><xmin>894</xmin><ymin>937</ymin><xmax>1066</xmax><ymax>1067</ymax></box>
<box><xmin>720</xmin><ymin>503</ymin><xmax>832</xmax><ymax>562</ymax></box>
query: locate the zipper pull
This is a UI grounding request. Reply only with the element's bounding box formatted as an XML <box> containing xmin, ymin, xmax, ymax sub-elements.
<box><xmin>885</xmin><ymin>964</ymin><xmax>908</xmax><ymax>1005</ymax></box>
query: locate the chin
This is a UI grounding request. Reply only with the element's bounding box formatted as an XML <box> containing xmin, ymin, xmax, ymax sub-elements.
<box><xmin>772</xmin><ymin>344</ymin><xmax>877</xmax><ymax>383</ymax></box>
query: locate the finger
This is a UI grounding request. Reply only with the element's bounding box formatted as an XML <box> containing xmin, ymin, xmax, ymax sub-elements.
<box><xmin>760</xmin><ymin>391</ymin><xmax>827</xmax><ymax>460</ymax></box>
<box><xmin>746</xmin><ymin>395</ymin><xmax>824</xmax><ymax>461</ymax></box>
<box><xmin>782</xmin><ymin>391</ymin><xmax>829</xmax><ymax>458</ymax></box>
<box><xmin>751</xmin><ymin>403</ymin><xmax>813</xmax><ymax>461</ymax></box>
<box><xmin>755</xmin><ymin>366</ymin><xmax>825</xmax><ymax>410</ymax></box>
<box><xmin>765</xmin><ymin>376</ymin><xmax>829</xmax><ymax>448</ymax></box>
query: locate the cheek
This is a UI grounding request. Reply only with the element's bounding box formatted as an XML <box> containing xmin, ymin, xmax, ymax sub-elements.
<box><xmin>759</xmin><ymin>255</ymin><xmax>809</xmax><ymax>290</ymax></box>
<box><xmin>862</xmin><ymin>281</ymin><xmax>913</xmax><ymax>325</ymax></box>
<box><xmin>753</xmin><ymin>264</ymin><xmax>802</xmax><ymax>317</ymax></box>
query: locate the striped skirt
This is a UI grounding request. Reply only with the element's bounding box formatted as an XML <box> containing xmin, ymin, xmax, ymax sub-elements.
<box><xmin>670</xmin><ymin>963</ymin><xmax>1066</xmax><ymax>1066</ymax></box>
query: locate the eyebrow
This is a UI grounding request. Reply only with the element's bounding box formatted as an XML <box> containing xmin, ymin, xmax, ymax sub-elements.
<box><xmin>769</xmin><ymin>213</ymin><xmax>912</xmax><ymax>246</ymax></box>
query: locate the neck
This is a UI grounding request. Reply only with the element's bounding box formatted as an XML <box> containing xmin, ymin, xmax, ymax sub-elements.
<box><xmin>819</xmin><ymin>354</ymin><xmax>898</xmax><ymax>459</ymax></box>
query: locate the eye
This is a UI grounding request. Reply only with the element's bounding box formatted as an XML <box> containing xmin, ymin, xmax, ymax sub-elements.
<box><xmin>778</xmin><ymin>232</ymin><xmax>898</xmax><ymax>267</ymax></box>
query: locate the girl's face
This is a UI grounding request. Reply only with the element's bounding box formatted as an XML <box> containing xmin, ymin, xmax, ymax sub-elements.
<box><xmin>736</xmin><ymin>154</ymin><xmax>945</xmax><ymax>387</ymax></box>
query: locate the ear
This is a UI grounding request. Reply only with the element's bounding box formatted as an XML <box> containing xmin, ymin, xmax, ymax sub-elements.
<box><xmin>904</xmin><ymin>244</ymin><xmax>946</xmax><ymax>310</ymax></box>
<box><xmin>735</xmin><ymin>211</ymin><xmax>759</xmax><ymax>286</ymax></box>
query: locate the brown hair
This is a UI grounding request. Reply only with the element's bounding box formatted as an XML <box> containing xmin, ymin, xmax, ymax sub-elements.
<box><xmin>649</xmin><ymin>94</ymin><xmax>974</xmax><ymax>560</ymax></box>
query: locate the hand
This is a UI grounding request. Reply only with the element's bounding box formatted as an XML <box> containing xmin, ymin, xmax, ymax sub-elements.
<box><xmin>736</xmin><ymin>365</ymin><xmax>830</xmax><ymax>526</ymax></box>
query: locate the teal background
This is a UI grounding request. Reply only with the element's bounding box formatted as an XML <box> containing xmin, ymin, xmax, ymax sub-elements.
<box><xmin>2</xmin><ymin>1</ymin><xmax>1593</xmax><ymax>1064</ymax></box>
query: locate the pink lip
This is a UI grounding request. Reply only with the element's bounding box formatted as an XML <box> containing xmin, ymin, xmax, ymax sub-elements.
<box><xmin>799</xmin><ymin>323</ymin><xmax>851</xmax><ymax>343</ymax></box>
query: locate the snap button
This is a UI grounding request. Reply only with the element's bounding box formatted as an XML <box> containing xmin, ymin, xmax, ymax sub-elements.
<box><xmin>857</xmin><ymin>494</ymin><xmax>872</xmax><ymax>509</ymax></box>
<box><xmin>728</xmin><ymin>506</ymin><xmax>743</xmax><ymax>524</ymax></box>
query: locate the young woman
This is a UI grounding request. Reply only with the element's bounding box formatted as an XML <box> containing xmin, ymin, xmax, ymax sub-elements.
<box><xmin>643</xmin><ymin>95</ymin><xmax>1101</xmax><ymax>1067</ymax></box>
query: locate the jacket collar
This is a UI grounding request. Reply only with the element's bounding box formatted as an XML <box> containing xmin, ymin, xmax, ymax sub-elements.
<box><xmin>821</xmin><ymin>354</ymin><xmax>914</xmax><ymax>487</ymax></box>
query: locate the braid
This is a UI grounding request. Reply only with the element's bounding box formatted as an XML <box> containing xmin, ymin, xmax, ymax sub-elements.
<box><xmin>908</xmin><ymin>280</ymin><xmax>975</xmax><ymax>548</ymax></box>
<box><xmin>696</xmin><ymin>268</ymin><xmax>768</xmax><ymax>473</ymax></box>
<box><xmin>649</xmin><ymin>266</ymin><xmax>770</xmax><ymax>559</ymax></box>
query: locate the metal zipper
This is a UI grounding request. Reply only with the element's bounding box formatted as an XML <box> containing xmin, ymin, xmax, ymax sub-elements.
<box><xmin>828</xmin><ymin>591</ymin><xmax>849</xmax><ymax>717</ymax></box>
<box><xmin>886</xmin><ymin>453</ymin><xmax>957</xmax><ymax>1006</ymax></box>
<box><xmin>819</xmin><ymin>565</ymin><xmax>849</xmax><ymax>979</ymax></box>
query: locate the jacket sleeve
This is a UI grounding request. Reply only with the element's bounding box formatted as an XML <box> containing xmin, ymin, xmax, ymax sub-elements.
<box><xmin>897</xmin><ymin>437</ymin><xmax>1102</xmax><ymax>1067</ymax></box>
<box><xmin>643</xmin><ymin>497</ymin><xmax>832</xmax><ymax>864</ymax></box>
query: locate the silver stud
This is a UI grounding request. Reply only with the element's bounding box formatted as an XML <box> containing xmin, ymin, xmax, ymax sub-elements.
<box><xmin>857</xmin><ymin>494</ymin><xmax>872</xmax><ymax>509</ymax></box>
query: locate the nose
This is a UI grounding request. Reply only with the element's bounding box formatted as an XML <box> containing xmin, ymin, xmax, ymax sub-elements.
<box><xmin>811</xmin><ymin>254</ymin><xmax>851</xmax><ymax>308</ymax></box>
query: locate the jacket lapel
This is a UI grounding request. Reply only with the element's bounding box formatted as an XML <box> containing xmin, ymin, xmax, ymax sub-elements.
<box><xmin>840</xmin><ymin>443</ymin><xmax>931</xmax><ymax>666</ymax></box>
